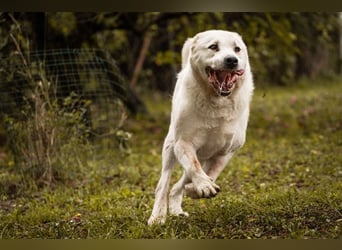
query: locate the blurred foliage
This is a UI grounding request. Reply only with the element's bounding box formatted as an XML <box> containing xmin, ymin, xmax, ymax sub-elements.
<box><xmin>232</xmin><ymin>13</ymin><xmax>299</xmax><ymax>84</ymax></box>
<box><xmin>0</xmin><ymin>13</ymin><xmax>136</xmax><ymax>187</ymax></box>
<box><xmin>1</xmin><ymin>32</ymin><xmax>92</xmax><ymax>185</ymax></box>
<box><xmin>48</xmin><ymin>12</ymin><xmax>77</xmax><ymax>37</ymax></box>
<box><xmin>0</xmin><ymin>13</ymin><xmax>340</xmax><ymax>175</ymax></box>
<box><xmin>1</xmin><ymin>12</ymin><xmax>340</xmax><ymax>93</ymax></box>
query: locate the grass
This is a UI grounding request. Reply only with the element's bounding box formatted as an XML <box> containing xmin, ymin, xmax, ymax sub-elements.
<box><xmin>0</xmin><ymin>78</ymin><xmax>342</xmax><ymax>239</ymax></box>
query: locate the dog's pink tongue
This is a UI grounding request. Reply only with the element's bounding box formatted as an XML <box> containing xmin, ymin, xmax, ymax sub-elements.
<box><xmin>229</xmin><ymin>69</ymin><xmax>244</xmax><ymax>83</ymax></box>
<box><xmin>228</xmin><ymin>73</ymin><xmax>238</xmax><ymax>83</ymax></box>
<box><xmin>224</xmin><ymin>70</ymin><xmax>243</xmax><ymax>85</ymax></box>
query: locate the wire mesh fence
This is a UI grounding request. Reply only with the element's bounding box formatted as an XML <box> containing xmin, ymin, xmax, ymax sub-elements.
<box><xmin>0</xmin><ymin>48</ymin><xmax>131</xmax><ymax>182</ymax></box>
<box><xmin>0</xmin><ymin>48</ymin><xmax>128</xmax><ymax>138</ymax></box>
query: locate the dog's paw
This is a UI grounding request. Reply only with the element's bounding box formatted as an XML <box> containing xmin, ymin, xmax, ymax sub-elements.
<box><xmin>170</xmin><ymin>211</ymin><xmax>189</xmax><ymax>217</ymax></box>
<box><xmin>186</xmin><ymin>178</ymin><xmax>220</xmax><ymax>199</ymax></box>
<box><xmin>169</xmin><ymin>206</ymin><xmax>189</xmax><ymax>217</ymax></box>
<box><xmin>147</xmin><ymin>214</ymin><xmax>166</xmax><ymax>226</ymax></box>
<box><xmin>184</xmin><ymin>183</ymin><xmax>201</xmax><ymax>199</ymax></box>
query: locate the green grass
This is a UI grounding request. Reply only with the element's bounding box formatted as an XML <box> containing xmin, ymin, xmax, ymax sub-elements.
<box><xmin>0</xmin><ymin>79</ymin><xmax>341</xmax><ymax>239</ymax></box>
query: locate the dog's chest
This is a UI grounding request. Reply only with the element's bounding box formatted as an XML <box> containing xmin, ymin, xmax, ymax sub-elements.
<box><xmin>193</xmin><ymin>118</ymin><xmax>236</xmax><ymax>159</ymax></box>
<box><xmin>174</xmin><ymin>92</ymin><xmax>244</xmax><ymax>159</ymax></box>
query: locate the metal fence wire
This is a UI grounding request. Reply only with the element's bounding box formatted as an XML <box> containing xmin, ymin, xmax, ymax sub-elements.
<box><xmin>0</xmin><ymin>48</ymin><xmax>129</xmax><ymax>139</ymax></box>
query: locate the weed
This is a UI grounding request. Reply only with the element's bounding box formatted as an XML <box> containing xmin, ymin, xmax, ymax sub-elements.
<box><xmin>4</xmin><ymin>54</ymin><xmax>92</xmax><ymax>186</ymax></box>
<box><xmin>1</xmin><ymin>29</ymin><xmax>131</xmax><ymax>188</ymax></box>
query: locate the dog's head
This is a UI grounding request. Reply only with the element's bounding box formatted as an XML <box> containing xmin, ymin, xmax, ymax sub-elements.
<box><xmin>189</xmin><ymin>30</ymin><xmax>249</xmax><ymax>97</ymax></box>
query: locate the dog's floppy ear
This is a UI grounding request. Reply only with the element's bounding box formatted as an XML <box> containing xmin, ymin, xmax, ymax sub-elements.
<box><xmin>234</xmin><ymin>32</ymin><xmax>247</xmax><ymax>48</ymax></box>
<box><xmin>181</xmin><ymin>37</ymin><xmax>194</xmax><ymax>69</ymax></box>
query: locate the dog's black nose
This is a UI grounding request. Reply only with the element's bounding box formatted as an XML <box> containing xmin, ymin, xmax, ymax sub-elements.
<box><xmin>224</xmin><ymin>56</ymin><xmax>238</xmax><ymax>69</ymax></box>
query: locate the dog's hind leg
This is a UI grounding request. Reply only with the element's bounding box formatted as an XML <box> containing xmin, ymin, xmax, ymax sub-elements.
<box><xmin>148</xmin><ymin>137</ymin><xmax>176</xmax><ymax>225</ymax></box>
<box><xmin>206</xmin><ymin>152</ymin><xmax>234</xmax><ymax>181</ymax></box>
<box><xmin>169</xmin><ymin>172</ymin><xmax>191</xmax><ymax>217</ymax></box>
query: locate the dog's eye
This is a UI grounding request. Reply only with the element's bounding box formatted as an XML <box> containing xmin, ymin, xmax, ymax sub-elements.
<box><xmin>234</xmin><ymin>46</ymin><xmax>241</xmax><ymax>53</ymax></box>
<box><xmin>208</xmin><ymin>44</ymin><xmax>219</xmax><ymax>51</ymax></box>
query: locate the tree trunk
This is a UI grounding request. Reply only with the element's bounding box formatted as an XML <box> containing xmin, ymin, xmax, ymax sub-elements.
<box><xmin>339</xmin><ymin>12</ymin><xmax>342</xmax><ymax>75</ymax></box>
<box><xmin>129</xmin><ymin>31</ymin><xmax>153</xmax><ymax>88</ymax></box>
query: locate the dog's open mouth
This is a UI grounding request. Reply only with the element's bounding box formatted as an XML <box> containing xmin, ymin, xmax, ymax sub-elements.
<box><xmin>205</xmin><ymin>67</ymin><xmax>244</xmax><ymax>96</ymax></box>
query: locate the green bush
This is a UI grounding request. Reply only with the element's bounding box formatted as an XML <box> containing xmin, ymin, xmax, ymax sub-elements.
<box><xmin>5</xmin><ymin>79</ymin><xmax>92</xmax><ymax>186</ymax></box>
<box><xmin>1</xmin><ymin>30</ymin><xmax>90</xmax><ymax>185</ymax></box>
<box><xmin>0</xmin><ymin>18</ymin><xmax>132</xmax><ymax>187</ymax></box>
<box><xmin>150</xmin><ymin>13</ymin><xmax>339</xmax><ymax>87</ymax></box>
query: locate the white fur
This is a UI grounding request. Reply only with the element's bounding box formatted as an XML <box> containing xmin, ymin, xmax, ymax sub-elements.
<box><xmin>148</xmin><ymin>30</ymin><xmax>254</xmax><ymax>225</ymax></box>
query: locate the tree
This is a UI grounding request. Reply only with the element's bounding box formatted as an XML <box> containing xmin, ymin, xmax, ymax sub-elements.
<box><xmin>1</xmin><ymin>12</ymin><xmax>340</xmax><ymax>102</ymax></box>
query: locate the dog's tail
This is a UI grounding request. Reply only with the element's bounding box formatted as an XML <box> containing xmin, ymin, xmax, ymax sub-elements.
<box><xmin>181</xmin><ymin>37</ymin><xmax>193</xmax><ymax>69</ymax></box>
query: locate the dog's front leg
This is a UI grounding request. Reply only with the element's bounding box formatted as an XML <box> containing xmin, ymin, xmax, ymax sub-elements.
<box><xmin>174</xmin><ymin>140</ymin><xmax>220</xmax><ymax>198</ymax></box>
<box><xmin>185</xmin><ymin>153</ymin><xmax>233</xmax><ymax>198</ymax></box>
<box><xmin>148</xmin><ymin>137</ymin><xmax>176</xmax><ymax>225</ymax></box>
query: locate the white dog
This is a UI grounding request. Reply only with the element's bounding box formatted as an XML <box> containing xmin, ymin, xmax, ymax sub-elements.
<box><xmin>148</xmin><ymin>30</ymin><xmax>254</xmax><ymax>225</ymax></box>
